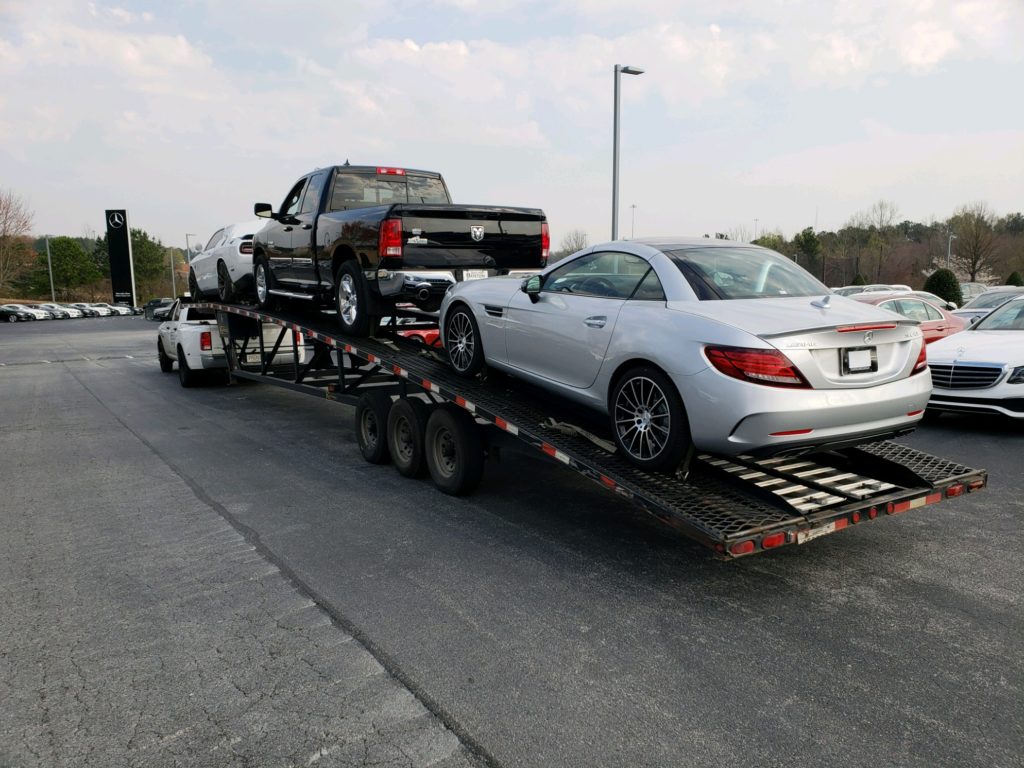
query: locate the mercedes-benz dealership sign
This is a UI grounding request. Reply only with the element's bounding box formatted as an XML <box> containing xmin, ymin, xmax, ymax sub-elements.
<box><xmin>105</xmin><ymin>209</ymin><xmax>136</xmax><ymax>307</ymax></box>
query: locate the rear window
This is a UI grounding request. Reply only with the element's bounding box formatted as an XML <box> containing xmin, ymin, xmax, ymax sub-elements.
<box><xmin>185</xmin><ymin>308</ymin><xmax>217</xmax><ymax>321</ymax></box>
<box><xmin>329</xmin><ymin>173</ymin><xmax>449</xmax><ymax>211</ymax></box>
<box><xmin>964</xmin><ymin>291</ymin><xmax>1022</xmax><ymax>309</ymax></box>
<box><xmin>972</xmin><ymin>298</ymin><xmax>1024</xmax><ymax>330</ymax></box>
<box><xmin>665</xmin><ymin>247</ymin><xmax>827</xmax><ymax>300</ymax></box>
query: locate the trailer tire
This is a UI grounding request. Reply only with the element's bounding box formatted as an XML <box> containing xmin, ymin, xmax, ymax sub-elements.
<box><xmin>177</xmin><ymin>346</ymin><xmax>199</xmax><ymax>388</ymax></box>
<box><xmin>336</xmin><ymin>261</ymin><xmax>373</xmax><ymax>337</ymax></box>
<box><xmin>217</xmin><ymin>261</ymin><xmax>236</xmax><ymax>303</ymax></box>
<box><xmin>387</xmin><ymin>397</ymin><xmax>431</xmax><ymax>478</ymax></box>
<box><xmin>158</xmin><ymin>339</ymin><xmax>174</xmax><ymax>372</ymax></box>
<box><xmin>254</xmin><ymin>256</ymin><xmax>277</xmax><ymax>310</ymax></box>
<box><xmin>355</xmin><ymin>390</ymin><xmax>392</xmax><ymax>464</ymax></box>
<box><xmin>425</xmin><ymin>404</ymin><xmax>484</xmax><ymax>496</ymax></box>
<box><xmin>610</xmin><ymin>364</ymin><xmax>691</xmax><ymax>473</ymax></box>
<box><xmin>444</xmin><ymin>303</ymin><xmax>485</xmax><ymax>377</ymax></box>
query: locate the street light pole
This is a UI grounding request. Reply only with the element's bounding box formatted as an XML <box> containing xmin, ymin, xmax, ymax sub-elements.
<box><xmin>754</xmin><ymin>218</ymin><xmax>759</xmax><ymax>242</ymax></box>
<box><xmin>612</xmin><ymin>64</ymin><xmax>644</xmax><ymax>241</ymax></box>
<box><xmin>946</xmin><ymin>233</ymin><xmax>957</xmax><ymax>270</ymax></box>
<box><xmin>44</xmin><ymin>235</ymin><xmax>56</xmax><ymax>301</ymax></box>
<box><xmin>630</xmin><ymin>204</ymin><xmax>637</xmax><ymax>239</ymax></box>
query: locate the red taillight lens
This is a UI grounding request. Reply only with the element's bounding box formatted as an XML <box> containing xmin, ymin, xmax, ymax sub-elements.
<box><xmin>239</xmin><ymin>240</ymin><xmax>253</xmax><ymax>255</ymax></box>
<box><xmin>200</xmin><ymin>331</ymin><xmax>212</xmax><ymax>351</ymax></box>
<box><xmin>705</xmin><ymin>346</ymin><xmax>809</xmax><ymax>388</ymax></box>
<box><xmin>379</xmin><ymin>218</ymin><xmax>403</xmax><ymax>259</ymax></box>
<box><xmin>540</xmin><ymin>221</ymin><xmax>550</xmax><ymax>265</ymax></box>
<box><xmin>729</xmin><ymin>540</ymin><xmax>756</xmax><ymax>556</ymax></box>
<box><xmin>376</xmin><ymin>167</ymin><xmax>406</xmax><ymax>175</ymax></box>
<box><xmin>912</xmin><ymin>340</ymin><xmax>927</xmax><ymax>374</ymax></box>
<box><xmin>761</xmin><ymin>532</ymin><xmax>786</xmax><ymax>549</ymax></box>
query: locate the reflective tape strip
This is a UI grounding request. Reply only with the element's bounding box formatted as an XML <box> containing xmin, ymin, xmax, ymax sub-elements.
<box><xmin>392</xmin><ymin>365</ymin><xmax>408</xmax><ymax>378</ymax></box>
<box><xmin>541</xmin><ymin>442</ymin><xmax>570</xmax><ymax>464</ymax></box>
<box><xmin>455</xmin><ymin>396</ymin><xmax>476</xmax><ymax>413</ymax></box>
<box><xmin>344</xmin><ymin>344</ymin><xmax>354</xmax><ymax>353</ymax></box>
<box><xmin>600</xmin><ymin>475</ymin><xmax>616</xmax><ymax>490</ymax></box>
<box><xmin>421</xmin><ymin>379</ymin><xmax>440</xmax><ymax>393</ymax></box>
<box><xmin>494</xmin><ymin>417</ymin><xmax>519</xmax><ymax>436</ymax></box>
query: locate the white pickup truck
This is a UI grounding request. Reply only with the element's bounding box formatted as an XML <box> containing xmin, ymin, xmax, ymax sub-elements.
<box><xmin>157</xmin><ymin>300</ymin><xmax>227</xmax><ymax>387</ymax></box>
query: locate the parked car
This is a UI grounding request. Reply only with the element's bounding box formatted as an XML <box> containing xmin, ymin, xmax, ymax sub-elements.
<box><xmin>851</xmin><ymin>294</ymin><xmax>967</xmax><ymax>344</ymax></box>
<box><xmin>1</xmin><ymin>303</ymin><xmax>52</xmax><ymax>320</ymax></box>
<box><xmin>67</xmin><ymin>302</ymin><xmax>105</xmax><ymax>317</ymax></box>
<box><xmin>157</xmin><ymin>299</ymin><xmax>227</xmax><ymax>386</ymax></box>
<box><xmin>151</xmin><ymin>302</ymin><xmax>174</xmax><ymax>321</ymax></box>
<box><xmin>188</xmin><ymin>221</ymin><xmax>268</xmax><ymax>303</ymax></box>
<box><xmin>440</xmin><ymin>238</ymin><xmax>930</xmax><ymax>471</ymax></box>
<box><xmin>92</xmin><ymin>302</ymin><xmax>132</xmax><ymax>316</ymax></box>
<box><xmin>927</xmin><ymin>295</ymin><xmax>1024</xmax><ymax>419</ymax></box>
<box><xmin>36</xmin><ymin>303</ymin><xmax>77</xmax><ymax>318</ymax></box>
<box><xmin>896</xmin><ymin>290</ymin><xmax>958</xmax><ymax>311</ymax></box>
<box><xmin>143</xmin><ymin>297</ymin><xmax>174</xmax><ymax>320</ymax></box>
<box><xmin>959</xmin><ymin>282</ymin><xmax>987</xmax><ymax>303</ymax></box>
<box><xmin>833</xmin><ymin>283</ymin><xmax>907</xmax><ymax>297</ymax></box>
<box><xmin>951</xmin><ymin>287</ymin><xmax>1024</xmax><ymax>325</ymax></box>
<box><xmin>0</xmin><ymin>306</ymin><xmax>35</xmax><ymax>322</ymax></box>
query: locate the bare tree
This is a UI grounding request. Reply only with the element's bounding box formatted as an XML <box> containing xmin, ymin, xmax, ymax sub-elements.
<box><xmin>0</xmin><ymin>189</ymin><xmax>35</xmax><ymax>295</ymax></box>
<box><xmin>951</xmin><ymin>201</ymin><xmax>999</xmax><ymax>281</ymax></box>
<box><xmin>549</xmin><ymin>229</ymin><xmax>589</xmax><ymax>263</ymax></box>
<box><xmin>867</xmin><ymin>200</ymin><xmax>899</xmax><ymax>281</ymax></box>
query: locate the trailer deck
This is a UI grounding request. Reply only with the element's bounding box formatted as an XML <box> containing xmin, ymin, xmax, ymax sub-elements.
<box><xmin>205</xmin><ymin>302</ymin><xmax>987</xmax><ymax>559</ymax></box>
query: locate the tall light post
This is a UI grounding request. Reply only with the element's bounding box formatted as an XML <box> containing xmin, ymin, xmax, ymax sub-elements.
<box><xmin>946</xmin><ymin>232</ymin><xmax>957</xmax><ymax>270</ymax></box>
<box><xmin>630</xmin><ymin>204</ymin><xmax>637</xmax><ymax>239</ymax></box>
<box><xmin>183</xmin><ymin>233</ymin><xmax>197</xmax><ymax>296</ymax></box>
<box><xmin>612</xmin><ymin>64</ymin><xmax>644</xmax><ymax>240</ymax></box>
<box><xmin>44</xmin><ymin>235</ymin><xmax>56</xmax><ymax>301</ymax></box>
<box><xmin>753</xmin><ymin>218</ymin><xmax>759</xmax><ymax>242</ymax></box>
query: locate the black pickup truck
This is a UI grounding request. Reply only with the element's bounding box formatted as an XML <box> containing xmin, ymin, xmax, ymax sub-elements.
<box><xmin>251</xmin><ymin>164</ymin><xmax>549</xmax><ymax>335</ymax></box>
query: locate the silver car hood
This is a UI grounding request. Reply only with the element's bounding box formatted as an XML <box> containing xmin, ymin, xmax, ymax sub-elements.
<box><xmin>665</xmin><ymin>296</ymin><xmax>913</xmax><ymax>338</ymax></box>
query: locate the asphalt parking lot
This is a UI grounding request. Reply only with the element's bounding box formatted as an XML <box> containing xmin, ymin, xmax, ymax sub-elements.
<box><xmin>1</xmin><ymin>317</ymin><xmax>1021</xmax><ymax>768</ymax></box>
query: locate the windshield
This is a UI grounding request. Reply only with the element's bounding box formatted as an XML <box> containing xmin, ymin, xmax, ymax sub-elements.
<box><xmin>665</xmin><ymin>246</ymin><xmax>827</xmax><ymax>300</ymax></box>
<box><xmin>972</xmin><ymin>298</ymin><xmax>1024</xmax><ymax>331</ymax></box>
<box><xmin>963</xmin><ymin>291</ymin><xmax>1022</xmax><ymax>310</ymax></box>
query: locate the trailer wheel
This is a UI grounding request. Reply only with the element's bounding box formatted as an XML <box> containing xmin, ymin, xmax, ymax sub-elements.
<box><xmin>158</xmin><ymin>339</ymin><xmax>174</xmax><ymax>372</ymax></box>
<box><xmin>355</xmin><ymin>390</ymin><xmax>392</xmax><ymax>464</ymax></box>
<box><xmin>387</xmin><ymin>397</ymin><xmax>431</xmax><ymax>478</ymax></box>
<box><xmin>177</xmin><ymin>346</ymin><xmax>199</xmax><ymax>388</ymax></box>
<box><xmin>254</xmin><ymin>256</ymin><xmax>277</xmax><ymax>310</ymax></box>
<box><xmin>610</xmin><ymin>364</ymin><xmax>691</xmax><ymax>473</ymax></box>
<box><xmin>217</xmin><ymin>261</ymin><xmax>236</xmax><ymax>303</ymax></box>
<box><xmin>425</xmin><ymin>404</ymin><xmax>484</xmax><ymax>496</ymax></box>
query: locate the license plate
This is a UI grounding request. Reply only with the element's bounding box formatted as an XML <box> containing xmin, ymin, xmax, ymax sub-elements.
<box><xmin>463</xmin><ymin>269</ymin><xmax>489</xmax><ymax>281</ymax></box>
<box><xmin>841</xmin><ymin>346</ymin><xmax>876</xmax><ymax>374</ymax></box>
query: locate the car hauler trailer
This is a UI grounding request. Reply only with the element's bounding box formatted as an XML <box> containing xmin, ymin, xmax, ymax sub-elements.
<box><xmin>203</xmin><ymin>302</ymin><xmax>987</xmax><ymax>560</ymax></box>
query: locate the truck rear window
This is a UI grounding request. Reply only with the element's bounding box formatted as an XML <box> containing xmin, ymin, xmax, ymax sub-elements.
<box><xmin>329</xmin><ymin>174</ymin><xmax>449</xmax><ymax>211</ymax></box>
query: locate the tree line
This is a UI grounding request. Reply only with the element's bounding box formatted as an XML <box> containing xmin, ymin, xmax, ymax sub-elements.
<box><xmin>0</xmin><ymin>189</ymin><xmax>185</xmax><ymax>302</ymax></box>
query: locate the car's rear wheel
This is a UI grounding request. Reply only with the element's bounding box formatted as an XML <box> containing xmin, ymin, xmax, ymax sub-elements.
<box><xmin>444</xmin><ymin>303</ymin><xmax>485</xmax><ymax>377</ymax></box>
<box><xmin>254</xmin><ymin>256</ymin><xmax>277</xmax><ymax>310</ymax></box>
<box><xmin>188</xmin><ymin>270</ymin><xmax>201</xmax><ymax>299</ymax></box>
<box><xmin>610</xmin><ymin>365</ymin><xmax>691</xmax><ymax>473</ymax></box>
<box><xmin>337</xmin><ymin>261</ymin><xmax>374</xmax><ymax>337</ymax></box>
<box><xmin>387</xmin><ymin>397</ymin><xmax>431</xmax><ymax>478</ymax></box>
<box><xmin>6</xmin><ymin>315</ymin><xmax>17</xmax><ymax>323</ymax></box>
<box><xmin>177</xmin><ymin>346</ymin><xmax>199</xmax><ymax>388</ymax></box>
<box><xmin>217</xmin><ymin>261</ymin><xmax>236</xmax><ymax>303</ymax></box>
<box><xmin>355</xmin><ymin>390</ymin><xmax>392</xmax><ymax>464</ymax></box>
<box><xmin>158</xmin><ymin>340</ymin><xmax>173</xmax><ymax>372</ymax></box>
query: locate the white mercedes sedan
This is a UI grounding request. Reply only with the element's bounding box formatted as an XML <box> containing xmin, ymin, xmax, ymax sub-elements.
<box><xmin>439</xmin><ymin>238</ymin><xmax>931</xmax><ymax>471</ymax></box>
<box><xmin>926</xmin><ymin>294</ymin><xmax>1024</xmax><ymax>419</ymax></box>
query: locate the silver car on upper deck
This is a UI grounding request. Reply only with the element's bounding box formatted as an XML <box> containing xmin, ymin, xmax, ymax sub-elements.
<box><xmin>439</xmin><ymin>238</ymin><xmax>931</xmax><ymax>472</ymax></box>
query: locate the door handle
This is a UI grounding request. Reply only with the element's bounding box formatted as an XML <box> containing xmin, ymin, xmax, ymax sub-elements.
<box><xmin>301</xmin><ymin>224</ymin><xmax>312</xmax><ymax>230</ymax></box>
<box><xmin>282</xmin><ymin>226</ymin><xmax>293</xmax><ymax>232</ymax></box>
<box><xmin>584</xmin><ymin>316</ymin><xmax>607</xmax><ymax>328</ymax></box>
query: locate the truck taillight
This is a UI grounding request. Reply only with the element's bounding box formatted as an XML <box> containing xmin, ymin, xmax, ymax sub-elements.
<box><xmin>200</xmin><ymin>331</ymin><xmax>212</xmax><ymax>351</ymax></box>
<box><xmin>541</xmin><ymin>221</ymin><xmax>550</xmax><ymax>266</ymax></box>
<box><xmin>379</xmin><ymin>218</ymin><xmax>403</xmax><ymax>259</ymax></box>
<box><xmin>239</xmin><ymin>240</ymin><xmax>253</xmax><ymax>255</ymax></box>
<box><xmin>377</xmin><ymin>167</ymin><xmax>406</xmax><ymax>176</ymax></box>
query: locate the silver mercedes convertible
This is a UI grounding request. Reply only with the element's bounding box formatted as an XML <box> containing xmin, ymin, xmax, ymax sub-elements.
<box><xmin>439</xmin><ymin>238</ymin><xmax>931</xmax><ymax>472</ymax></box>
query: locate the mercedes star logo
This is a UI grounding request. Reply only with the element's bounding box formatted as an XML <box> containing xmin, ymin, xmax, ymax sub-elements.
<box><xmin>470</xmin><ymin>225</ymin><xmax>484</xmax><ymax>242</ymax></box>
<box><xmin>108</xmin><ymin>211</ymin><xmax>125</xmax><ymax>229</ymax></box>
<box><xmin>863</xmin><ymin>330</ymin><xmax>874</xmax><ymax>344</ymax></box>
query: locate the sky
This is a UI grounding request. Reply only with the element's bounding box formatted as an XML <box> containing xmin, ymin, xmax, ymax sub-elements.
<box><xmin>1</xmin><ymin>0</ymin><xmax>1022</xmax><ymax>251</ymax></box>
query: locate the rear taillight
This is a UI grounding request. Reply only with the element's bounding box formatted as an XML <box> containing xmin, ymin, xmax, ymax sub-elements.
<box><xmin>377</xmin><ymin>167</ymin><xmax>406</xmax><ymax>176</ymax></box>
<box><xmin>705</xmin><ymin>346</ymin><xmax>810</xmax><ymax>388</ymax></box>
<box><xmin>379</xmin><ymin>218</ymin><xmax>403</xmax><ymax>259</ymax></box>
<box><xmin>540</xmin><ymin>221</ymin><xmax>550</xmax><ymax>266</ymax></box>
<box><xmin>239</xmin><ymin>239</ymin><xmax>253</xmax><ymax>255</ymax></box>
<box><xmin>200</xmin><ymin>331</ymin><xmax>212</xmax><ymax>351</ymax></box>
<box><xmin>912</xmin><ymin>340</ymin><xmax>927</xmax><ymax>374</ymax></box>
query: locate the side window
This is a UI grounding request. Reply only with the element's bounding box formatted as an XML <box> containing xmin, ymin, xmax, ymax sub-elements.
<box><xmin>330</xmin><ymin>174</ymin><xmax>368</xmax><ymax>210</ymax></box>
<box><xmin>170</xmin><ymin>301</ymin><xmax>181</xmax><ymax>321</ymax></box>
<box><xmin>299</xmin><ymin>173</ymin><xmax>326</xmax><ymax>215</ymax></box>
<box><xmin>922</xmin><ymin>302</ymin><xmax>943</xmax><ymax>321</ymax></box>
<box><xmin>630</xmin><ymin>268</ymin><xmax>666</xmax><ymax>301</ymax></box>
<box><xmin>879</xmin><ymin>300</ymin><xmax>900</xmax><ymax>315</ymax></box>
<box><xmin>543</xmin><ymin>252</ymin><xmax>650</xmax><ymax>299</ymax></box>
<box><xmin>897</xmin><ymin>299</ymin><xmax>929</xmax><ymax>322</ymax></box>
<box><xmin>204</xmin><ymin>228</ymin><xmax>224</xmax><ymax>251</ymax></box>
<box><xmin>281</xmin><ymin>178</ymin><xmax>308</xmax><ymax>217</ymax></box>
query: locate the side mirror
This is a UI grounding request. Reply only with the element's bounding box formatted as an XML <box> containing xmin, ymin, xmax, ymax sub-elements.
<box><xmin>522</xmin><ymin>275</ymin><xmax>542</xmax><ymax>303</ymax></box>
<box><xmin>968</xmin><ymin>316</ymin><xmax>979</xmax><ymax>325</ymax></box>
<box><xmin>254</xmin><ymin>202</ymin><xmax>274</xmax><ymax>219</ymax></box>
<box><xmin>946</xmin><ymin>302</ymin><xmax>958</xmax><ymax>310</ymax></box>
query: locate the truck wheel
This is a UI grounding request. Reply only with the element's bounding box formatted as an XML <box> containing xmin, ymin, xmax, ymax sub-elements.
<box><xmin>425</xmin><ymin>404</ymin><xmax>484</xmax><ymax>496</ymax></box>
<box><xmin>254</xmin><ymin>256</ymin><xmax>277</xmax><ymax>310</ymax></box>
<box><xmin>158</xmin><ymin>339</ymin><xmax>174</xmax><ymax>372</ymax></box>
<box><xmin>188</xmin><ymin>270</ymin><xmax>202</xmax><ymax>299</ymax></box>
<box><xmin>337</xmin><ymin>261</ymin><xmax>373</xmax><ymax>337</ymax></box>
<box><xmin>609</xmin><ymin>365</ymin><xmax>691</xmax><ymax>473</ymax></box>
<box><xmin>444</xmin><ymin>303</ymin><xmax>485</xmax><ymax>376</ymax></box>
<box><xmin>217</xmin><ymin>261</ymin><xmax>236</xmax><ymax>303</ymax></box>
<box><xmin>387</xmin><ymin>398</ymin><xmax>431</xmax><ymax>478</ymax></box>
<box><xmin>355</xmin><ymin>390</ymin><xmax>392</xmax><ymax>464</ymax></box>
<box><xmin>177</xmin><ymin>346</ymin><xmax>199</xmax><ymax>388</ymax></box>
